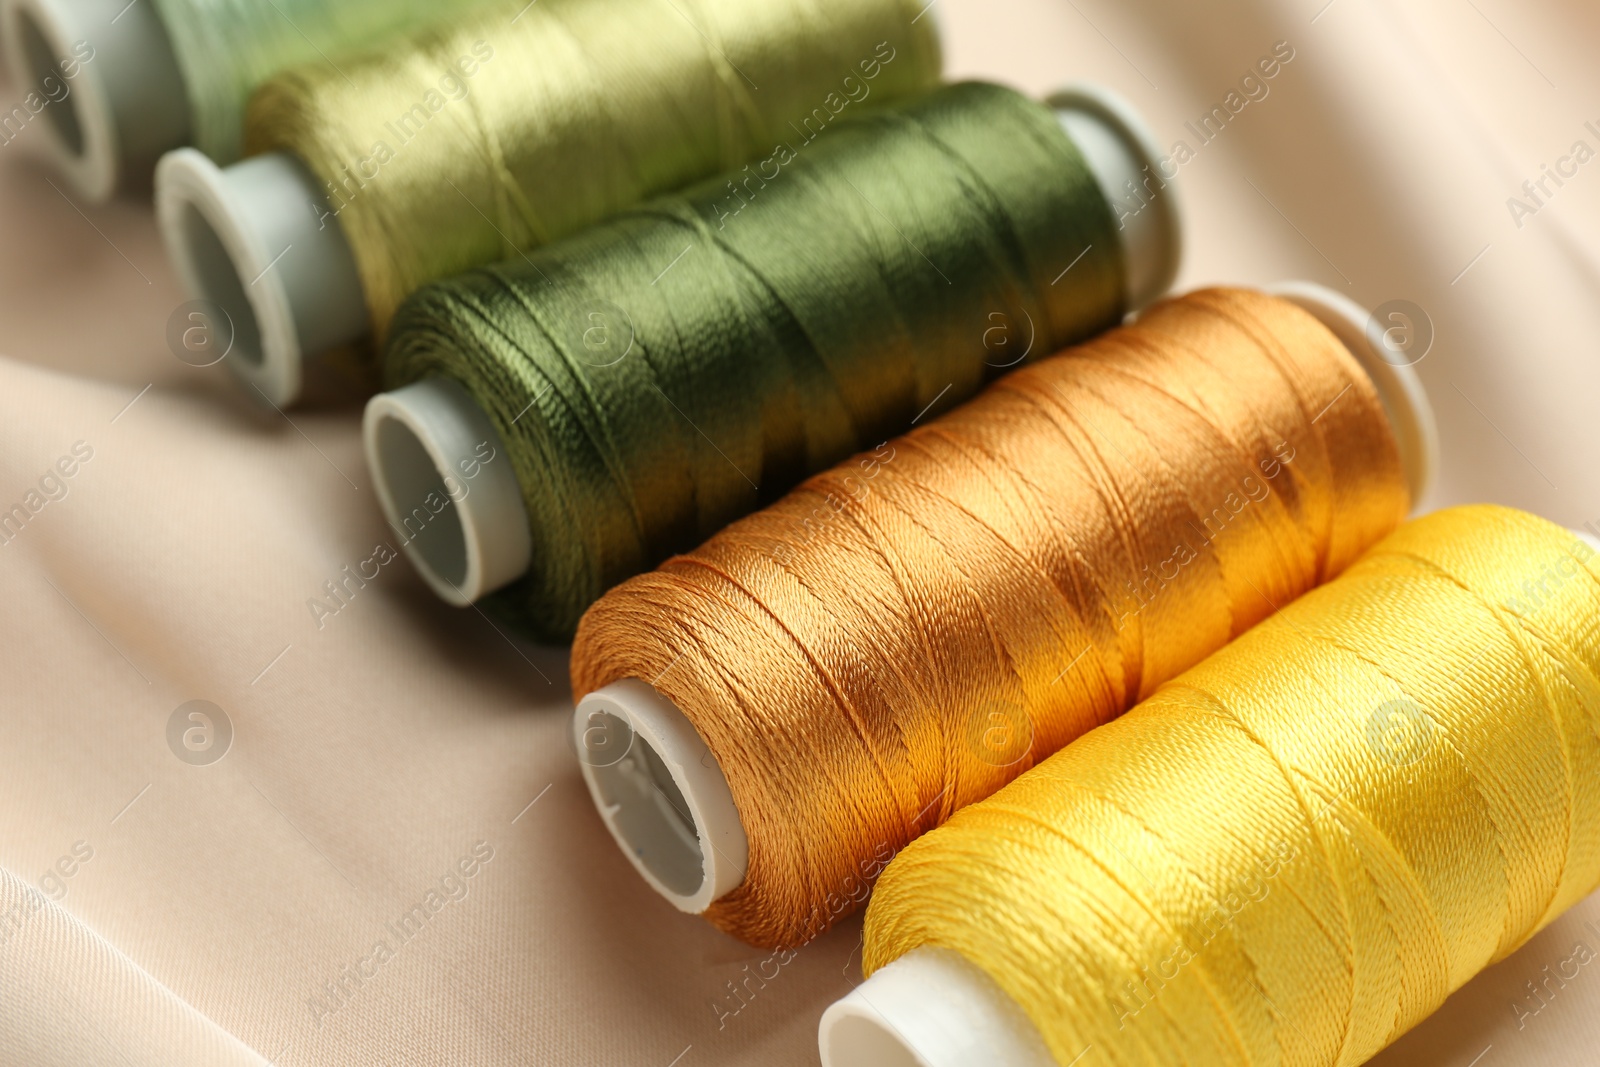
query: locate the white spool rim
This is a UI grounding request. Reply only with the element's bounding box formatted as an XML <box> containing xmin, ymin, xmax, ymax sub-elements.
<box><xmin>362</xmin><ymin>378</ymin><xmax>533</xmax><ymax>607</ymax></box>
<box><xmin>1269</xmin><ymin>282</ymin><xmax>1440</xmax><ymax>505</ymax></box>
<box><xmin>572</xmin><ymin>680</ymin><xmax>747</xmax><ymax>914</ymax></box>
<box><xmin>155</xmin><ymin>147</ymin><xmax>303</xmax><ymax>406</ymax></box>
<box><xmin>819</xmin><ymin>947</ymin><xmax>1055</xmax><ymax>1067</ymax></box>
<box><xmin>1049</xmin><ymin>82</ymin><xmax>1183</xmax><ymax>310</ymax></box>
<box><xmin>1</xmin><ymin>0</ymin><xmax>120</xmax><ymax>200</ymax></box>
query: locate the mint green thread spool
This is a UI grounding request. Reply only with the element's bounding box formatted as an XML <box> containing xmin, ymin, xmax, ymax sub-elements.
<box><xmin>0</xmin><ymin>0</ymin><xmax>482</xmax><ymax>199</ymax></box>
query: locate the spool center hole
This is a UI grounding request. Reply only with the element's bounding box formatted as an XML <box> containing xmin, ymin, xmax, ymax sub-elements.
<box><xmin>17</xmin><ymin>11</ymin><xmax>83</xmax><ymax>157</ymax></box>
<box><xmin>373</xmin><ymin>416</ymin><xmax>471</xmax><ymax>594</ymax></box>
<box><xmin>177</xmin><ymin>203</ymin><xmax>265</xmax><ymax>367</ymax></box>
<box><xmin>583</xmin><ymin>711</ymin><xmax>706</xmax><ymax>898</ymax></box>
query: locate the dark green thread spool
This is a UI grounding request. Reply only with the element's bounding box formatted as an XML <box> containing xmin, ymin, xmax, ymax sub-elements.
<box><xmin>364</xmin><ymin>81</ymin><xmax>1181</xmax><ymax>642</ymax></box>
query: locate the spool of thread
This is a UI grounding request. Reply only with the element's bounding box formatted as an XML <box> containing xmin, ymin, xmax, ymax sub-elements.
<box><xmin>153</xmin><ymin>0</ymin><xmax>949</xmax><ymax>406</ymax></box>
<box><xmin>567</xmin><ymin>284</ymin><xmax>1438</xmax><ymax>947</ymax></box>
<box><xmin>0</xmin><ymin>0</ymin><xmax>475</xmax><ymax>199</ymax></box>
<box><xmin>360</xmin><ymin>80</ymin><xmax>1181</xmax><ymax>637</ymax></box>
<box><xmin>826</xmin><ymin>505</ymin><xmax>1600</xmax><ymax>1067</ymax></box>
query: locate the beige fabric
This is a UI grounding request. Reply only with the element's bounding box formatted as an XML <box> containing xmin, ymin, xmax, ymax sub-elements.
<box><xmin>1</xmin><ymin>1</ymin><xmax>1598</xmax><ymax>1064</ymax></box>
<box><xmin>0</xmin><ymin>868</ymin><xmax>270</xmax><ymax>1066</ymax></box>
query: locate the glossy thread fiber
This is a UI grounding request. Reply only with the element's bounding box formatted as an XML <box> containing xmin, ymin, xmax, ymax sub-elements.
<box><xmin>388</xmin><ymin>82</ymin><xmax>1125</xmax><ymax>641</ymax></box>
<box><xmin>155</xmin><ymin>0</ymin><xmax>476</xmax><ymax>162</ymax></box>
<box><xmin>572</xmin><ymin>289</ymin><xmax>1411</xmax><ymax>948</ymax></box>
<box><xmin>246</xmin><ymin>0</ymin><xmax>942</xmax><ymax>341</ymax></box>
<box><xmin>864</xmin><ymin>506</ymin><xmax>1600</xmax><ymax>1067</ymax></box>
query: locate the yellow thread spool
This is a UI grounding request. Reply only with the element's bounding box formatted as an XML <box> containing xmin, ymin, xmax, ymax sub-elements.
<box><xmin>830</xmin><ymin>505</ymin><xmax>1600</xmax><ymax>1067</ymax></box>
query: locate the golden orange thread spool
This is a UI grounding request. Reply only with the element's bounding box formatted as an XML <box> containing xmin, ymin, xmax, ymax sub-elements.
<box><xmin>570</xmin><ymin>286</ymin><xmax>1417</xmax><ymax>949</ymax></box>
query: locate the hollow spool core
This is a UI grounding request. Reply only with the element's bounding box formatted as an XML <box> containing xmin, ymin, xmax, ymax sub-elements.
<box><xmin>1</xmin><ymin>0</ymin><xmax>189</xmax><ymax>200</ymax></box>
<box><xmin>155</xmin><ymin>148</ymin><xmax>368</xmax><ymax>405</ymax></box>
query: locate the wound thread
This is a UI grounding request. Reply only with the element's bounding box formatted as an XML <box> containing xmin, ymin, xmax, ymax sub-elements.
<box><xmin>156</xmin><ymin>0</ymin><xmax>483</xmax><ymax>163</ymax></box>
<box><xmin>863</xmin><ymin>505</ymin><xmax>1600</xmax><ymax>1066</ymax></box>
<box><xmin>245</xmin><ymin>0</ymin><xmax>943</xmax><ymax>344</ymax></box>
<box><xmin>385</xmin><ymin>81</ymin><xmax>1126</xmax><ymax>640</ymax></box>
<box><xmin>571</xmin><ymin>288</ymin><xmax>1411</xmax><ymax>948</ymax></box>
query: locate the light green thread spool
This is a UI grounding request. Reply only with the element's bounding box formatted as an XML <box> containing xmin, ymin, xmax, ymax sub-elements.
<box><xmin>155</xmin><ymin>0</ymin><xmax>944</xmax><ymax>405</ymax></box>
<box><xmin>0</xmin><ymin>0</ymin><xmax>480</xmax><ymax>198</ymax></box>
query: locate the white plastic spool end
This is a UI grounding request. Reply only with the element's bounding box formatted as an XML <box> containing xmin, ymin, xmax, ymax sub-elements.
<box><xmin>573</xmin><ymin>680</ymin><xmax>747</xmax><ymax>914</ymax></box>
<box><xmin>1</xmin><ymin>0</ymin><xmax>188</xmax><ymax>200</ymax></box>
<box><xmin>1051</xmin><ymin>84</ymin><xmax>1183</xmax><ymax>312</ymax></box>
<box><xmin>155</xmin><ymin>148</ymin><xmax>368</xmax><ymax>406</ymax></box>
<box><xmin>1270</xmin><ymin>282</ymin><xmax>1440</xmax><ymax>505</ymax></box>
<box><xmin>819</xmin><ymin>947</ymin><xmax>1054</xmax><ymax>1067</ymax></box>
<box><xmin>363</xmin><ymin>378</ymin><xmax>533</xmax><ymax>607</ymax></box>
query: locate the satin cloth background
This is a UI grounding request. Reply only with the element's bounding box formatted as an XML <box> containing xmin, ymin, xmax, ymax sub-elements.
<box><xmin>3</xmin><ymin>0</ymin><xmax>1599</xmax><ymax>1063</ymax></box>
